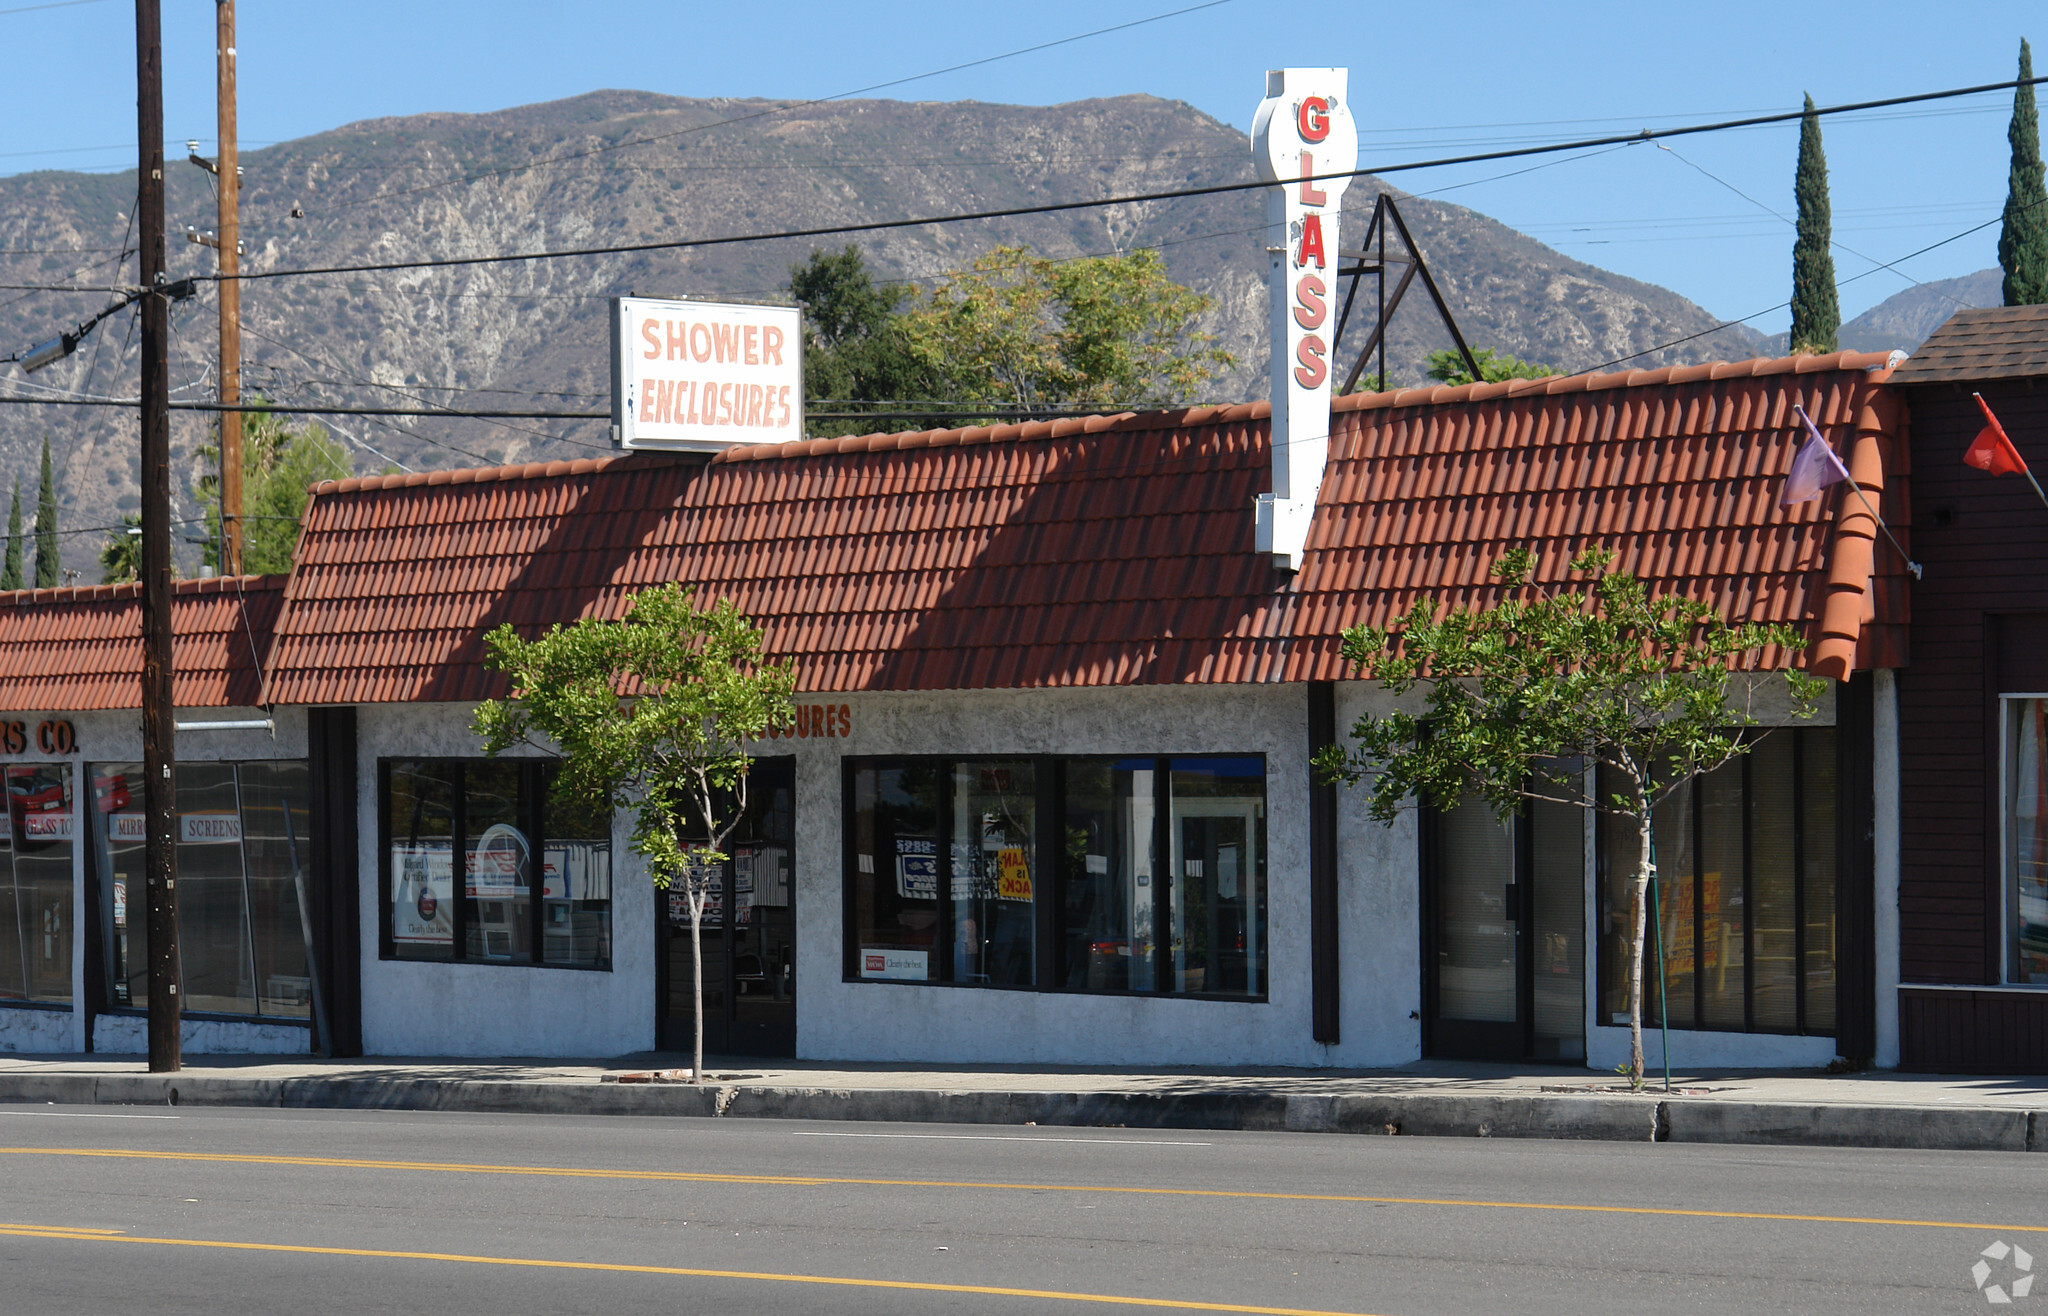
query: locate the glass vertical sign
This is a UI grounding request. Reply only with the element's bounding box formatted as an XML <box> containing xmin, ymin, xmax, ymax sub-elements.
<box><xmin>611</xmin><ymin>296</ymin><xmax>806</xmax><ymax>451</ymax></box>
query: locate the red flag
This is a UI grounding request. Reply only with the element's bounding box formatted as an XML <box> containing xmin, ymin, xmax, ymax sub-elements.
<box><xmin>1966</xmin><ymin>394</ymin><xmax>2029</xmax><ymax>477</ymax></box>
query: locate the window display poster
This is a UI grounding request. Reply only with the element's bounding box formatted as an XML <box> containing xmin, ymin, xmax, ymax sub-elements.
<box><xmin>392</xmin><ymin>842</ymin><xmax>454</xmax><ymax>945</ymax></box>
<box><xmin>896</xmin><ymin>838</ymin><xmax>937</xmax><ymax>899</ymax></box>
<box><xmin>466</xmin><ymin>823</ymin><xmax>529</xmax><ymax>899</ymax></box>
<box><xmin>861</xmin><ymin>948</ymin><xmax>929</xmax><ymax>980</ymax></box>
<box><xmin>996</xmin><ymin>846</ymin><xmax>1033</xmax><ymax>901</ymax></box>
<box><xmin>542</xmin><ymin>841</ymin><xmax>612</xmax><ymax>902</ymax></box>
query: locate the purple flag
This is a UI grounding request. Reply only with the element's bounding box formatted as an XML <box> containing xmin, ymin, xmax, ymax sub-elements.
<box><xmin>1780</xmin><ymin>404</ymin><xmax>1852</xmax><ymax>506</ymax></box>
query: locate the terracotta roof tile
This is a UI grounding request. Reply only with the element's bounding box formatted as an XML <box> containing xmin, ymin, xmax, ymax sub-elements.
<box><xmin>0</xmin><ymin>575</ymin><xmax>285</xmax><ymax>710</ymax></box>
<box><xmin>264</xmin><ymin>351</ymin><xmax>1908</xmax><ymax>701</ymax></box>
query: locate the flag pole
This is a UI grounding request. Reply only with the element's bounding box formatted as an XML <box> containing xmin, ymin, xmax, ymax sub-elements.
<box><xmin>1838</xmin><ymin>475</ymin><xmax>1924</xmax><ymax>581</ymax></box>
<box><xmin>1793</xmin><ymin>404</ymin><xmax>1922</xmax><ymax>580</ymax></box>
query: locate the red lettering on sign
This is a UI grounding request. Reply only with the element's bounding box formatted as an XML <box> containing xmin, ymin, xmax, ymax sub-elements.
<box><xmin>1295</xmin><ymin>213</ymin><xmax>1326</xmax><ymax>269</ymax></box>
<box><xmin>1294</xmin><ymin>335</ymin><xmax>1328</xmax><ymax>389</ymax></box>
<box><xmin>838</xmin><ymin>704</ymin><xmax>851</xmax><ymax>738</ymax></box>
<box><xmin>1298</xmin><ymin>151</ymin><xmax>1326</xmax><ymax>206</ymax></box>
<box><xmin>1292</xmin><ymin>273</ymin><xmax>1327</xmax><ymax>330</ymax></box>
<box><xmin>640</xmin><ymin>318</ymin><xmax>661</xmax><ymax>360</ymax></box>
<box><xmin>666</xmin><ymin>319</ymin><xmax>688</xmax><ymax>361</ymax></box>
<box><xmin>743</xmin><ymin>324</ymin><xmax>760</xmax><ymax>366</ymax></box>
<box><xmin>712</xmin><ymin>323</ymin><xmax>739</xmax><ymax>363</ymax></box>
<box><xmin>763</xmin><ymin>324</ymin><xmax>785</xmax><ymax>366</ymax></box>
<box><xmin>690</xmin><ymin>323</ymin><xmax>713</xmax><ymax>363</ymax></box>
<box><xmin>1296</xmin><ymin>95</ymin><xmax>1330</xmax><ymax>143</ymax></box>
<box><xmin>779</xmin><ymin>386</ymin><xmax>794</xmax><ymax>427</ymax></box>
<box><xmin>865</xmin><ymin>954</ymin><xmax>885</xmax><ymax>973</ymax></box>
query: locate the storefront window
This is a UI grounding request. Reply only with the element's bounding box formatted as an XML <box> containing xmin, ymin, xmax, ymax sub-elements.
<box><xmin>951</xmin><ymin>761</ymin><xmax>1035</xmax><ymax>987</ymax></box>
<box><xmin>2006</xmin><ymin>699</ymin><xmax>2048</xmax><ymax>985</ymax></box>
<box><xmin>1596</xmin><ymin>728</ymin><xmax>1837</xmax><ymax>1035</ymax></box>
<box><xmin>0</xmin><ymin>764</ymin><xmax>75</xmax><ymax>1004</ymax></box>
<box><xmin>379</xmin><ymin>759</ymin><xmax>610</xmax><ymax>970</ymax></box>
<box><xmin>92</xmin><ymin>761</ymin><xmax>311</xmax><ymax>1018</ymax></box>
<box><xmin>847</xmin><ymin>755</ymin><xmax>1266</xmax><ymax>998</ymax></box>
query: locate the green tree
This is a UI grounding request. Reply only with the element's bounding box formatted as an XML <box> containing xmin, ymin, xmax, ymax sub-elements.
<box><xmin>473</xmin><ymin>584</ymin><xmax>796</xmax><ymax>1084</ymax></box>
<box><xmin>1313</xmin><ymin>546</ymin><xmax>1821</xmax><ymax>1087</ymax></box>
<box><xmin>788</xmin><ymin>245</ymin><xmax>953</xmax><ymax>438</ymax></box>
<box><xmin>33</xmin><ymin>437</ymin><xmax>58</xmax><ymax>588</ymax></box>
<box><xmin>900</xmin><ymin>245</ymin><xmax>1234</xmax><ymax>415</ymax></box>
<box><xmin>1424</xmin><ymin>347</ymin><xmax>1559</xmax><ymax>386</ymax></box>
<box><xmin>98</xmin><ymin>515</ymin><xmax>141</xmax><ymax>585</ymax></box>
<box><xmin>2001</xmin><ymin>39</ymin><xmax>2048</xmax><ymax>307</ymax></box>
<box><xmin>196</xmin><ymin>402</ymin><xmax>352</xmax><ymax>575</ymax></box>
<box><xmin>1790</xmin><ymin>94</ymin><xmax>1840</xmax><ymax>353</ymax></box>
<box><xmin>2</xmin><ymin>479</ymin><xmax>22</xmax><ymax>590</ymax></box>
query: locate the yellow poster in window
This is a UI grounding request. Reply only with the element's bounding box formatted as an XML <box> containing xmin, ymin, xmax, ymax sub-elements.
<box><xmin>996</xmin><ymin>847</ymin><xmax>1033</xmax><ymax>901</ymax></box>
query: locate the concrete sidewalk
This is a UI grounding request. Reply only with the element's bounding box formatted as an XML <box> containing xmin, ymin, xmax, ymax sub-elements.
<box><xmin>0</xmin><ymin>1053</ymin><xmax>2042</xmax><ymax>1153</ymax></box>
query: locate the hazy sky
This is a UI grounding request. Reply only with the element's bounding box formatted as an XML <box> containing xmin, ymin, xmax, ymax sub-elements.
<box><xmin>2</xmin><ymin>0</ymin><xmax>2040</xmax><ymax>335</ymax></box>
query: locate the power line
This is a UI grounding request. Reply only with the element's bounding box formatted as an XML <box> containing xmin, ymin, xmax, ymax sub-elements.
<box><xmin>0</xmin><ymin>0</ymin><xmax>105</xmax><ymax>15</ymax></box>
<box><xmin>1573</xmin><ymin>193</ymin><xmax>2046</xmax><ymax>375</ymax></box>
<box><xmin>298</xmin><ymin>0</ymin><xmax>1236</xmax><ymax>218</ymax></box>
<box><xmin>217</xmin><ymin>72</ymin><xmax>2048</xmax><ymax>286</ymax></box>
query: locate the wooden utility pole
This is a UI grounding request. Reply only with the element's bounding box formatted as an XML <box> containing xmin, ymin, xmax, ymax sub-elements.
<box><xmin>135</xmin><ymin>0</ymin><xmax>181</xmax><ymax>1073</ymax></box>
<box><xmin>215</xmin><ymin>0</ymin><xmax>241</xmax><ymax>575</ymax></box>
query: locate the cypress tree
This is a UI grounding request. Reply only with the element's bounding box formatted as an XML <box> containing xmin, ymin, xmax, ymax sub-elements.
<box><xmin>1789</xmin><ymin>94</ymin><xmax>1840</xmax><ymax>353</ymax></box>
<box><xmin>2001</xmin><ymin>39</ymin><xmax>2048</xmax><ymax>306</ymax></box>
<box><xmin>1</xmin><ymin>480</ymin><xmax>21</xmax><ymax>591</ymax></box>
<box><xmin>33</xmin><ymin>437</ymin><xmax>58</xmax><ymax>588</ymax></box>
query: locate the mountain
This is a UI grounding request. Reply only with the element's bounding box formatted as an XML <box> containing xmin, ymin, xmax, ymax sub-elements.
<box><xmin>1759</xmin><ymin>268</ymin><xmax>2004</xmax><ymax>358</ymax></box>
<box><xmin>1839</xmin><ymin>268</ymin><xmax>2002</xmax><ymax>354</ymax></box>
<box><xmin>0</xmin><ymin>90</ymin><xmax>1770</xmax><ymax>577</ymax></box>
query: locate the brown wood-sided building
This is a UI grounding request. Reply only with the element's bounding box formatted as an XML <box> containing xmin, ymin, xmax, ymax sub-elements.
<box><xmin>1893</xmin><ymin>305</ymin><xmax>2048</xmax><ymax>1072</ymax></box>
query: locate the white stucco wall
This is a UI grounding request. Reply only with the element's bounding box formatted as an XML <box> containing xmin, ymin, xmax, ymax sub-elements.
<box><xmin>1330</xmin><ymin>682</ymin><xmax>1425</xmax><ymax>1066</ymax></box>
<box><xmin>0</xmin><ymin>1006</ymin><xmax>79</xmax><ymax>1053</ymax></box>
<box><xmin>354</xmin><ymin>703</ymin><xmax>654</xmax><ymax>1058</ymax></box>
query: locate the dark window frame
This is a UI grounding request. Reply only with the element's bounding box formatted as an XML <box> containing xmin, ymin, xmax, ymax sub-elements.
<box><xmin>840</xmin><ymin>753</ymin><xmax>1270</xmax><ymax>1003</ymax></box>
<box><xmin>1596</xmin><ymin>727</ymin><xmax>1836</xmax><ymax>1038</ymax></box>
<box><xmin>376</xmin><ymin>756</ymin><xmax>612</xmax><ymax>972</ymax></box>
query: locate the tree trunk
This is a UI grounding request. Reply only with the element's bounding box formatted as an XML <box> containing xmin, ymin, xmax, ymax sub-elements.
<box><xmin>1627</xmin><ymin>808</ymin><xmax>1654</xmax><ymax>1088</ymax></box>
<box><xmin>689</xmin><ymin>881</ymin><xmax>705</xmax><ymax>1085</ymax></box>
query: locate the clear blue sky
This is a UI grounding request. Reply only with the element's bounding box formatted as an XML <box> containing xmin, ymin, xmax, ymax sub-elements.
<box><xmin>2</xmin><ymin>0</ymin><xmax>2039</xmax><ymax>334</ymax></box>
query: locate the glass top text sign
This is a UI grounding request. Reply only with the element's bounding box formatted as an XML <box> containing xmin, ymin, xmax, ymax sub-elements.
<box><xmin>611</xmin><ymin>296</ymin><xmax>805</xmax><ymax>451</ymax></box>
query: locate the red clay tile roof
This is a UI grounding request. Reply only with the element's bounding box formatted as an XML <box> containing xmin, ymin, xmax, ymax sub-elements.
<box><xmin>266</xmin><ymin>351</ymin><xmax>1909</xmax><ymax>703</ymax></box>
<box><xmin>0</xmin><ymin>575</ymin><xmax>285</xmax><ymax>710</ymax></box>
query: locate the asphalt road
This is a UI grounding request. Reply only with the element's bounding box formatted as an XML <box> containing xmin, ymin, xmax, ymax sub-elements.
<box><xmin>0</xmin><ymin>1102</ymin><xmax>2038</xmax><ymax>1314</ymax></box>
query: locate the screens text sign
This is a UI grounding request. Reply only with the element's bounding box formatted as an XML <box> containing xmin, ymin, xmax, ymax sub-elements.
<box><xmin>611</xmin><ymin>296</ymin><xmax>804</xmax><ymax>451</ymax></box>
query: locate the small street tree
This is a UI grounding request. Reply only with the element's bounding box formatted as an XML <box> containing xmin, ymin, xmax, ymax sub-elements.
<box><xmin>473</xmin><ymin>584</ymin><xmax>796</xmax><ymax>1083</ymax></box>
<box><xmin>2001</xmin><ymin>39</ymin><xmax>2048</xmax><ymax>307</ymax></box>
<box><xmin>1789</xmin><ymin>94</ymin><xmax>1840</xmax><ymax>354</ymax></box>
<box><xmin>1313</xmin><ymin>547</ymin><xmax>1822</xmax><ymax>1086</ymax></box>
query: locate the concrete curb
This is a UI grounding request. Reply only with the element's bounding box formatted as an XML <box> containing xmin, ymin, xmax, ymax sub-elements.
<box><xmin>0</xmin><ymin>1073</ymin><xmax>2038</xmax><ymax>1152</ymax></box>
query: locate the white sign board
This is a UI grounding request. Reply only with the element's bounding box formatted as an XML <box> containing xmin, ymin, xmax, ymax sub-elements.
<box><xmin>611</xmin><ymin>296</ymin><xmax>805</xmax><ymax>451</ymax></box>
<box><xmin>1251</xmin><ymin>69</ymin><xmax>1357</xmax><ymax>570</ymax></box>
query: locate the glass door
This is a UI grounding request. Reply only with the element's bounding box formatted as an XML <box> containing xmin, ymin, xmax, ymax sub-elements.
<box><xmin>1427</xmin><ymin>788</ymin><xmax>1585</xmax><ymax>1061</ymax></box>
<box><xmin>659</xmin><ymin>757</ymin><xmax>796</xmax><ymax>1058</ymax></box>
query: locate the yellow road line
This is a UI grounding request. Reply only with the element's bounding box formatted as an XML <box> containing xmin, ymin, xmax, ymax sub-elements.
<box><xmin>0</xmin><ymin>1223</ymin><xmax>1383</xmax><ymax>1315</ymax></box>
<box><xmin>3</xmin><ymin>1145</ymin><xmax>2041</xmax><ymax>1235</ymax></box>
